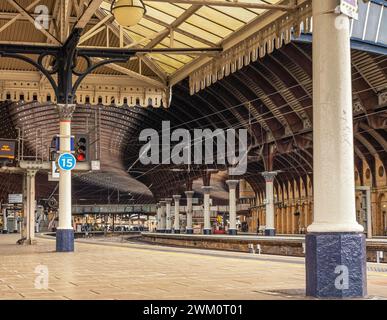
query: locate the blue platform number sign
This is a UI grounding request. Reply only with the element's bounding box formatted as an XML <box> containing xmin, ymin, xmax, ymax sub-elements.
<box><xmin>58</xmin><ymin>153</ymin><xmax>76</xmax><ymax>171</ymax></box>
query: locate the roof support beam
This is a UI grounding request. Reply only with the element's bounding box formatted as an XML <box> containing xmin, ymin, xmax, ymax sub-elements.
<box><xmin>169</xmin><ymin>0</ymin><xmax>311</xmax><ymax>87</ymax></box>
<box><xmin>0</xmin><ymin>0</ymin><xmax>41</xmax><ymax>34</ymax></box>
<box><xmin>0</xmin><ymin>12</ymin><xmax>101</xmax><ymax>25</ymax></box>
<box><xmin>144</xmin><ymin>0</ymin><xmax>296</xmax><ymax>11</ymax></box>
<box><xmin>40</xmin><ymin>0</ymin><xmax>61</xmax><ymax>87</ymax></box>
<box><xmin>79</xmin><ymin>14</ymin><xmax>113</xmax><ymax>44</ymax></box>
<box><xmin>144</xmin><ymin>5</ymin><xmax>202</xmax><ymax>49</ymax></box>
<box><xmin>124</xmin><ymin>30</ymin><xmax>164</xmax><ymax>48</ymax></box>
<box><xmin>74</xmin><ymin>0</ymin><xmax>105</xmax><ymax>29</ymax></box>
<box><xmin>5</xmin><ymin>0</ymin><xmax>61</xmax><ymax>45</ymax></box>
<box><xmin>93</xmin><ymin>7</ymin><xmax>168</xmax><ymax>84</ymax></box>
<box><xmin>144</xmin><ymin>14</ymin><xmax>215</xmax><ymax>47</ymax></box>
<box><xmin>93</xmin><ymin>58</ymin><xmax>166</xmax><ymax>89</ymax></box>
<box><xmin>59</xmin><ymin>0</ymin><xmax>72</xmax><ymax>42</ymax></box>
<box><xmin>72</xmin><ymin>0</ymin><xmax>84</xmax><ymax>18</ymax></box>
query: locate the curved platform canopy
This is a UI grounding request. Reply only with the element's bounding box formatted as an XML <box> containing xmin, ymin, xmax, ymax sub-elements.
<box><xmin>0</xmin><ymin>0</ymin><xmax>386</xmax><ymax>204</ymax></box>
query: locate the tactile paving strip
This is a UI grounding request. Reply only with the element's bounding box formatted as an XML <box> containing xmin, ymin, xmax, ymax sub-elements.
<box><xmin>367</xmin><ymin>266</ymin><xmax>387</xmax><ymax>273</ymax></box>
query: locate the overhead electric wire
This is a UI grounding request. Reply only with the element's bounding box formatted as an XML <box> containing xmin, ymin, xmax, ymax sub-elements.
<box><xmin>130</xmin><ymin>100</ymin><xmax>387</xmax><ymax>180</ymax></box>
<box><xmin>6</xmin><ymin>53</ymin><xmax>387</xmax><ymax>199</ymax></box>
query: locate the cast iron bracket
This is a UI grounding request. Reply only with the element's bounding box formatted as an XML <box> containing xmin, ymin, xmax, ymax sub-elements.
<box><xmin>0</xmin><ymin>28</ymin><xmax>133</xmax><ymax>104</ymax></box>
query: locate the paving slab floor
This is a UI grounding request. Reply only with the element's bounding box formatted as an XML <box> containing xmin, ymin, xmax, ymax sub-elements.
<box><xmin>0</xmin><ymin>234</ymin><xmax>386</xmax><ymax>300</ymax></box>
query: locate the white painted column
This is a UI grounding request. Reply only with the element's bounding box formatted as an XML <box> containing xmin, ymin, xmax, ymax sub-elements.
<box><xmin>165</xmin><ymin>198</ymin><xmax>172</xmax><ymax>233</ymax></box>
<box><xmin>262</xmin><ymin>172</ymin><xmax>277</xmax><ymax>236</ymax></box>
<box><xmin>226</xmin><ymin>180</ymin><xmax>239</xmax><ymax>235</ymax></box>
<box><xmin>26</xmin><ymin>169</ymin><xmax>37</xmax><ymax>244</ymax></box>
<box><xmin>305</xmin><ymin>0</ymin><xmax>366</xmax><ymax>298</ymax></box>
<box><xmin>366</xmin><ymin>188</ymin><xmax>372</xmax><ymax>238</ymax></box>
<box><xmin>2</xmin><ymin>207</ymin><xmax>7</xmax><ymax>233</ymax></box>
<box><xmin>356</xmin><ymin>186</ymin><xmax>372</xmax><ymax>238</ymax></box>
<box><xmin>160</xmin><ymin>200</ymin><xmax>166</xmax><ymax>232</ymax></box>
<box><xmin>56</xmin><ymin>104</ymin><xmax>76</xmax><ymax>252</ymax></box>
<box><xmin>22</xmin><ymin>173</ymin><xmax>27</xmax><ymax>238</ymax></box>
<box><xmin>173</xmin><ymin>195</ymin><xmax>181</xmax><ymax>233</ymax></box>
<box><xmin>308</xmin><ymin>0</ymin><xmax>363</xmax><ymax>233</ymax></box>
<box><xmin>58</xmin><ymin>119</ymin><xmax>72</xmax><ymax>230</ymax></box>
<box><xmin>202</xmin><ymin>186</ymin><xmax>212</xmax><ymax>234</ymax></box>
<box><xmin>156</xmin><ymin>203</ymin><xmax>162</xmax><ymax>232</ymax></box>
<box><xmin>185</xmin><ymin>191</ymin><xmax>194</xmax><ymax>234</ymax></box>
<box><xmin>14</xmin><ymin>214</ymin><xmax>18</xmax><ymax>233</ymax></box>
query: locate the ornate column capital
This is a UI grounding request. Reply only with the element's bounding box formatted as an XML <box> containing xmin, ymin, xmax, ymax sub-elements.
<box><xmin>57</xmin><ymin>104</ymin><xmax>76</xmax><ymax>121</ymax></box>
<box><xmin>173</xmin><ymin>195</ymin><xmax>181</xmax><ymax>201</ymax></box>
<box><xmin>26</xmin><ymin>169</ymin><xmax>38</xmax><ymax>177</ymax></box>
<box><xmin>185</xmin><ymin>190</ymin><xmax>194</xmax><ymax>198</ymax></box>
<box><xmin>226</xmin><ymin>180</ymin><xmax>239</xmax><ymax>189</ymax></box>
<box><xmin>201</xmin><ymin>186</ymin><xmax>212</xmax><ymax>194</ymax></box>
<box><xmin>164</xmin><ymin>198</ymin><xmax>172</xmax><ymax>204</ymax></box>
<box><xmin>262</xmin><ymin>171</ymin><xmax>277</xmax><ymax>182</ymax></box>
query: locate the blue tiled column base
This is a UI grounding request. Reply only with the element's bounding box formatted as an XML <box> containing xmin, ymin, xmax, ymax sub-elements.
<box><xmin>56</xmin><ymin>229</ymin><xmax>74</xmax><ymax>252</ymax></box>
<box><xmin>203</xmin><ymin>229</ymin><xmax>212</xmax><ymax>235</ymax></box>
<box><xmin>165</xmin><ymin>229</ymin><xmax>172</xmax><ymax>233</ymax></box>
<box><xmin>173</xmin><ymin>230</ymin><xmax>180</xmax><ymax>234</ymax></box>
<box><xmin>186</xmin><ymin>229</ymin><xmax>193</xmax><ymax>234</ymax></box>
<box><xmin>265</xmin><ymin>229</ymin><xmax>276</xmax><ymax>236</ymax></box>
<box><xmin>228</xmin><ymin>229</ymin><xmax>237</xmax><ymax>235</ymax></box>
<box><xmin>2</xmin><ymin>230</ymin><xmax>8</xmax><ymax>234</ymax></box>
<box><xmin>306</xmin><ymin>232</ymin><xmax>367</xmax><ymax>298</ymax></box>
<box><xmin>158</xmin><ymin>229</ymin><xmax>166</xmax><ymax>233</ymax></box>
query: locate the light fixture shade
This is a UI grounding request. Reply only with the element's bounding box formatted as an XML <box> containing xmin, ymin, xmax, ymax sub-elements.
<box><xmin>111</xmin><ymin>0</ymin><xmax>146</xmax><ymax>27</ymax></box>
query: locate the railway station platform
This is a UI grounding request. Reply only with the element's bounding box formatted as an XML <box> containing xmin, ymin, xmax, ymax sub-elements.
<box><xmin>0</xmin><ymin>233</ymin><xmax>386</xmax><ymax>300</ymax></box>
<box><xmin>140</xmin><ymin>233</ymin><xmax>387</xmax><ymax>263</ymax></box>
<box><xmin>0</xmin><ymin>0</ymin><xmax>386</xmax><ymax>303</ymax></box>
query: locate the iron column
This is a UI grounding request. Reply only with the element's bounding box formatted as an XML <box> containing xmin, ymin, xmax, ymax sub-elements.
<box><xmin>56</xmin><ymin>104</ymin><xmax>76</xmax><ymax>252</ymax></box>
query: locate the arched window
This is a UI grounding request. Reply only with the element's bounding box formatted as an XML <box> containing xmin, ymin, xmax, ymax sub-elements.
<box><xmin>379</xmin><ymin>166</ymin><xmax>385</xmax><ymax>177</ymax></box>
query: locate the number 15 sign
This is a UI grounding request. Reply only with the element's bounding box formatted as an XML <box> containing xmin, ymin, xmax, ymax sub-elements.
<box><xmin>58</xmin><ymin>153</ymin><xmax>76</xmax><ymax>171</ymax></box>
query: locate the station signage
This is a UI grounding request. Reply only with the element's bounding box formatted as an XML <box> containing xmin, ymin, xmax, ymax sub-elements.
<box><xmin>91</xmin><ymin>160</ymin><xmax>100</xmax><ymax>171</ymax></box>
<box><xmin>340</xmin><ymin>0</ymin><xmax>359</xmax><ymax>20</ymax></box>
<box><xmin>48</xmin><ymin>161</ymin><xmax>60</xmax><ymax>181</ymax></box>
<box><xmin>8</xmin><ymin>194</ymin><xmax>23</xmax><ymax>204</ymax></box>
<box><xmin>0</xmin><ymin>140</ymin><xmax>16</xmax><ymax>159</ymax></box>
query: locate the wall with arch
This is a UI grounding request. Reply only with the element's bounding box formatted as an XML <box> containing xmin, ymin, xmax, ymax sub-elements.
<box><xmin>245</xmin><ymin>157</ymin><xmax>386</xmax><ymax>236</ymax></box>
